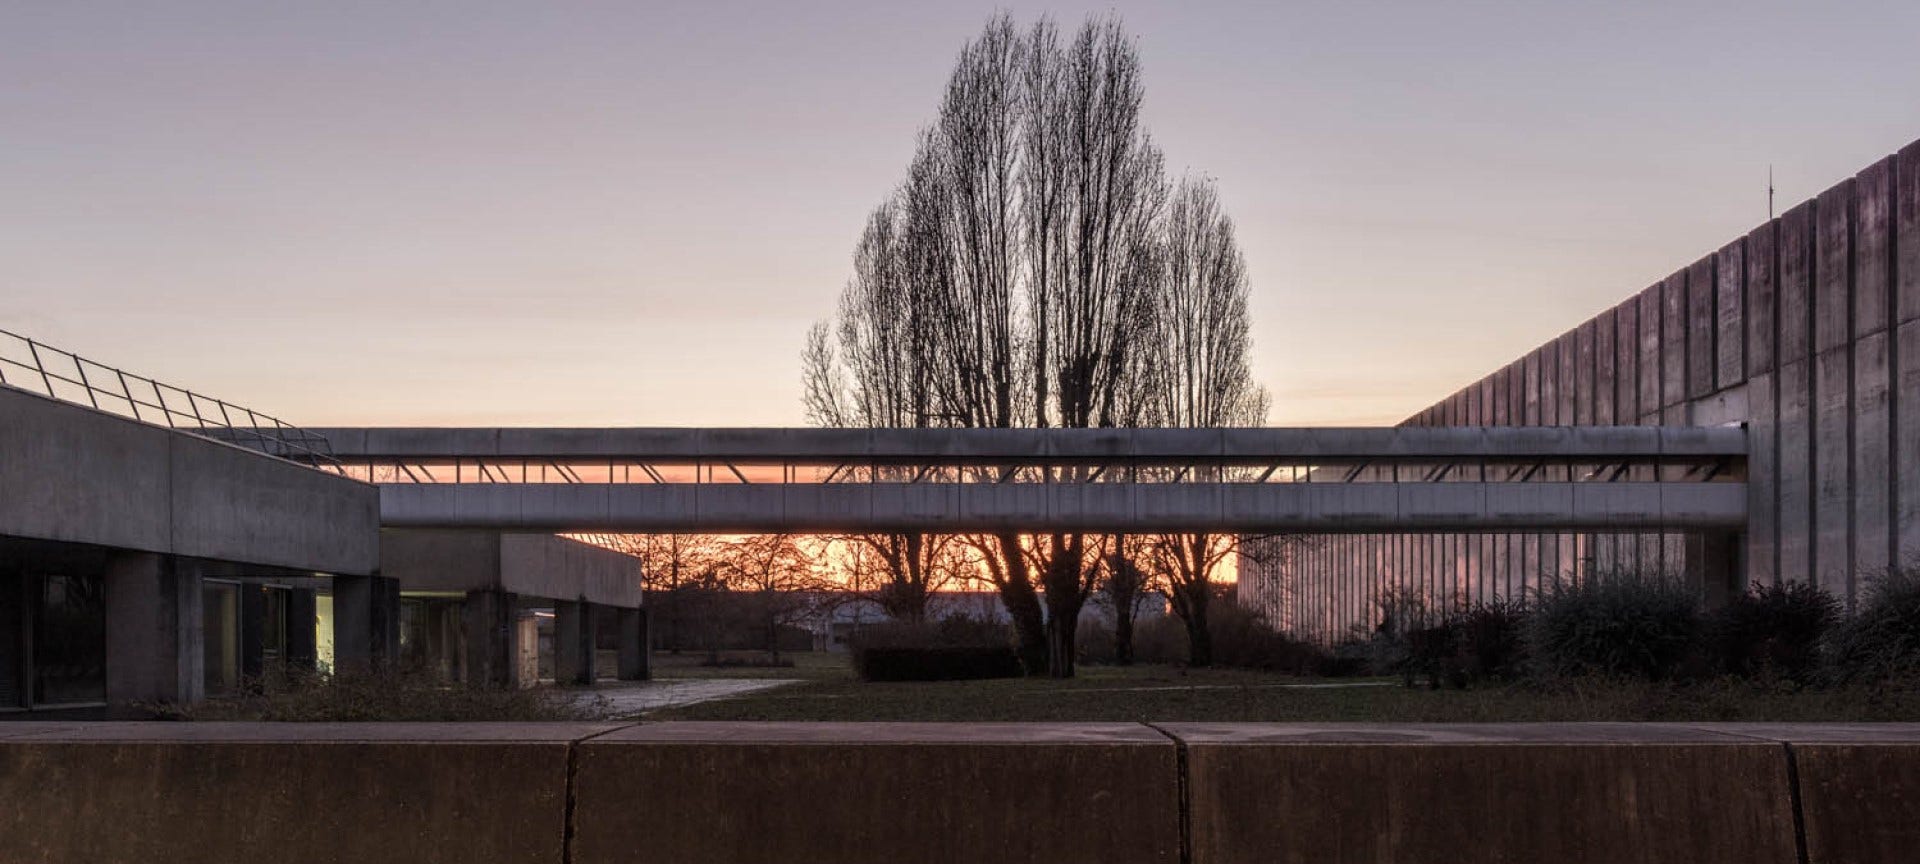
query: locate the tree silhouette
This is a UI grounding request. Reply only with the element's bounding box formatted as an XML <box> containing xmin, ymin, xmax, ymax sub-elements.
<box><xmin>803</xmin><ymin>13</ymin><xmax>1268</xmax><ymax>677</ymax></box>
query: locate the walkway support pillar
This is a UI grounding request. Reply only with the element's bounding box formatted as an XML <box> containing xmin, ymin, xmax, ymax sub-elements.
<box><xmin>616</xmin><ymin>606</ymin><xmax>649</xmax><ymax>681</ymax></box>
<box><xmin>463</xmin><ymin>589</ymin><xmax>519</xmax><ymax>688</ymax></box>
<box><xmin>102</xmin><ymin>552</ymin><xmax>203</xmax><ymax>705</ymax></box>
<box><xmin>555</xmin><ymin>598</ymin><xmax>597</xmax><ymax>686</ymax></box>
<box><xmin>285</xmin><ymin>588</ymin><xmax>318</xmax><ymax>673</ymax></box>
<box><xmin>1688</xmin><ymin>531</ymin><xmax>1741</xmax><ymax>608</ymax></box>
<box><xmin>333</xmin><ymin>574</ymin><xmax>399</xmax><ymax>671</ymax></box>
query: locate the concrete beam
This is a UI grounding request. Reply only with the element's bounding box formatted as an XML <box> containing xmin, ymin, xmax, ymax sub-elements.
<box><xmin>371</xmin><ymin>481</ymin><xmax>1747</xmax><ymax>534</ymax></box>
<box><xmin>0</xmin><ymin>386</ymin><xmax>378</xmax><ymax>576</ymax></box>
<box><xmin>310</xmin><ymin>425</ymin><xmax>1746</xmax><ymax>462</ymax></box>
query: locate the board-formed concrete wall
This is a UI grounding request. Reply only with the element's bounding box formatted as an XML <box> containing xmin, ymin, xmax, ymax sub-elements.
<box><xmin>2</xmin><ymin>721</ymin><xmax>1915</xmax><ymax>864</ymax></box>
<box><xmin>0</xmin><ymin>385</ymin><xmax>380</xmax><ymax>576</ymax></box>
<box><xmin>379</xmin><ymin>529</ymin><xmax>642</xmax><ymax>607</ymax></box>
<box><xmin>1242</xmin><ymin>137</ymin><xmax>1920</xmax><ymax>642</ymax></box>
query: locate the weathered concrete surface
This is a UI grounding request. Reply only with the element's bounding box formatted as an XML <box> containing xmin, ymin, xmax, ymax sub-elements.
<box><xmin>375</xmin><ymin>481</ymin><xmax>1746</xmax><ymax>534</ymax></box>
<box><xmin>572</xmin><ymin>722</ymin><xmax>1179</xmax><ymax>864</ymax></box>
<box><xmin>0</xmin><ymin>723</ymin><xmax>616</xmax><ymax>864</ymax></box>
<box><xmin>1706</xmin><ymin>723</ymin><xmax>1920</xmax><ymax>864</ymax></box>
<box><xmin>0</xmin><ymin>386</ymin><xmax>378</xmax><ymax>575</ymax></box>
<box><xmin>317</xmin><ymin>424</ymin><xmax>1745</xmax><ymax>460</ymax></box>
<box><xmin>1165</xmin><ymin>723</ymin><xmax>1797</xmax><ymax>864</ymax></box>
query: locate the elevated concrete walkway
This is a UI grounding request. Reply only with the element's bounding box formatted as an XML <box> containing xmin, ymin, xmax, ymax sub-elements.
<box><xmin>5</xmin><ymin>386</ymin><xmax>377</xmax><ymax>575</ymax></box>
<box><xmin>314</xmin><ymin>425</ymin><xmax>1747</xmax><ymax>534</ymax></box>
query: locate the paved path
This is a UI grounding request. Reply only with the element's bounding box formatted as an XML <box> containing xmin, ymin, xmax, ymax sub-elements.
<box><xmin>562</xmin><ymin>679</ymin><xmax>800</xmax><ymax>718</ymax></box>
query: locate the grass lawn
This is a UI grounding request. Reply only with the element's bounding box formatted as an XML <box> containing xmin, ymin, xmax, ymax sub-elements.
<box><xmin>648</xmin><ymin>652</ymin><xmax>1920</xmax><ymax>723</ymax></box>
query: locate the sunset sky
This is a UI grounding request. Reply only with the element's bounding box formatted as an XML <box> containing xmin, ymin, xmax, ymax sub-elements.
<box><xmin>5</xmin><ymin>2</ymin><xmax>1919</xmax><ymax>428</ymax></box>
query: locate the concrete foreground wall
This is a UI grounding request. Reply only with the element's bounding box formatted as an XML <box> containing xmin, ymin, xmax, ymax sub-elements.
<box><xmin>0</xmin><ymin>721</ymin><xmax>1915</xmax><ymax>863</ymax></box>
<box><xmin>0</xmin><ymin>386</ymin><xmax>380</xmax><ymax>576</ymax></box>
<box><xmin>1244</xmin><ymin>137</ymin><xmax>1920</xmax><ymax>639</ymax></box>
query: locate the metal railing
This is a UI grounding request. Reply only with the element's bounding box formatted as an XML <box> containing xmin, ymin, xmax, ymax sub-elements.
<box><xmin>326</xmin><ymin>454</ymin><xmax>1743</xmax><ymax>486</ymax></box>
<box><xmin>0</xmin><ymin>327</ymin><xmax>340</xmax><ymax>469</ymax></box>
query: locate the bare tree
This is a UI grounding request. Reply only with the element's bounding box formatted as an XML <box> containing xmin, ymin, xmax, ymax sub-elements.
<box><xmin>719</xmin><ymin>534</ymin><xmax>821</xmax><ymax>664</ymax></box>
<box><xmin>1142</xmin><ymin>176</ymin><xmax>1269</xmax><ymax>667</ymax></box>
<box><xmin>575</xmin><ymin>533</ymin><xmax>725</xmax><ymax>654</ymax></box>
<box><xmin>802</xmin><ymin>13</ymin><xmax>1257</xmax><ymax>678</ymax></box>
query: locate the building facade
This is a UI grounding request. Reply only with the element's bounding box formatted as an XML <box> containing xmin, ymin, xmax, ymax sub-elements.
<box><xmin>1241</xmin><ymin>137</ymin><xmax>1920</xmax><ymax>643</ymax></box>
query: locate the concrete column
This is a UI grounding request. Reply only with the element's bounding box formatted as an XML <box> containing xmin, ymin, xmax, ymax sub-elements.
<box><xmin>102</xmin><ymin>552</ymin><xmax>202</xmax><ymax>705</ymax></box>
<box><xmin>240</xmin><ymin>584</ymin><xmax>266</xmax><ymax>684</ymax></box>
<box><xmin>285</xmin><ymin>589</ymin><xmax>318</xmax><ymax>672</ymax></box>
<box><xmin>617</xmin><ymin>606</ymin><xmax>650</xmax><ymax>681</ymax></box>
<box><xmin>555</xmin><ymin>598</ymin><xmax>597</xmax><ymax>686</ymax></box>
<box><xmin>1688</xmin><ymin>532</ymin><xmax>1741</xmax><ymax>609</ymax></box>
<box><xmin>462</xmin><ymin>589</ymin><xmax>519</xmax><ymax>688</ymax></box>
<box><xmin>333</xmin><ymin>574</ymin><xmax>399</xmax><ymax>671</ymax></box>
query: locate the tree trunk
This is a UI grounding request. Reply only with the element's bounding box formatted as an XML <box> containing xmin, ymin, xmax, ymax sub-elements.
<box><xmin>1045</xmin><ymin>610</ymin><xmax>1077</xmax><ymax>678</ymax></box>
<box><xmin>994</xmin><ymin>532</ymin><xmax>1050</xmax><ymax>675</ymax></box>
<box><xmin>1114</xmin><ymin>603</ymin><xmax>1135</xmax><ymax>665</ymax></box>
<box><xmin>1183</xmin><ymin>589</ymin><xmax>1213</xmax><ymax>667</ymax></box>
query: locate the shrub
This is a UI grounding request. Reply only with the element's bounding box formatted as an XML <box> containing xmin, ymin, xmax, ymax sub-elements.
<box><xmin>1706</xmin><ymin>581</ymin><xmax>1839</xmax><ymax>683</ymax></box>
<box><xmin>148</xmin><ymin>666</ymin><xmax>593</xmax><ymax>722</ymax></box>
<box><xmin>1528</xmin><ymin>569</ymin><xmax>1700</xmax><ymax>680</ymax></box>
<box><xmin>1828</xmin><ymin>565</ymin><xmax>1920</xmax><ymax>684</ymax></box>
<box><xmin>1127</xmin><ymin>604</ymin><xmax>1342</xmax><ymax>674</ymax></box>
<box><xmin>849</xmin><ymin>617</ymin><xmax>1022</xmax><ymax>682</ymax></box>
<box><xmin>1457</xmin><ymin>599</ymin><xmax>1530</xmax><ymax>681</ymax></box>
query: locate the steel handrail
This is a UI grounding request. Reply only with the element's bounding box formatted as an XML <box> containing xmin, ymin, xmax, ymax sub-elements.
<box><xmin>0</xmin><ymin>327</ymin><xmax>340</xmax><ymax>469</ymax></box>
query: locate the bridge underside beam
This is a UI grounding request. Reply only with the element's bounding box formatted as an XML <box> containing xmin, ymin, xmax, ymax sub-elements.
<box><xmin>374</xmin><ymin>481</ymin><xmax>1745</xmax><ymax>534</ymax></box>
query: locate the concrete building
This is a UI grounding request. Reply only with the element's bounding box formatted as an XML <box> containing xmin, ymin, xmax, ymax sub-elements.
<box><xmin>2</xmin><ymin>333</ymin><xmax>651</xmax><ymax>713</ymax></box>
<box><xmin>381</xmin><ymin>529</ymin><xmax>648</xmax><ymax>686</ymax></box>
<box><xmin>0</xmin><ymin>383</ymin><xmax>381</xmax><ymax>712</ymax></box>
<box><xmin>1240</xmin><ymin>136</ymin><xmax>1920</xmax><ymax>643</ymax></box>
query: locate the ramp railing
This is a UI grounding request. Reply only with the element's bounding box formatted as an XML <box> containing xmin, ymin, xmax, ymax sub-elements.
<box><xmin>0</xmin><ymin>327</ymin><xmax>339</xmax><ymax>469</ymax></box>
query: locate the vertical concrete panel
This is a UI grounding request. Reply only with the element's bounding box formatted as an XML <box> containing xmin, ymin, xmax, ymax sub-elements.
<box><xmin>1618</xmin><ymin>298</ymin><xmax>1640</xmax><ymax>423</ymax></box>
<box><xmin>1509</xmin><ymin>359</ymin><xmax>1525</xmax><ymax>425</ymax></box>
<box><xmin>1718</xmin><ymin>239</ymin><xmax>1747</xmax><ymax>388</ymax></box>
<box><xmin>1854</xmin><ymin>162</ymin><xmax>1895</xmax><ymax>582</ymax></box>
<box><xmin>1901</xmin><ymin>143</ymin><xmax>1920</xmax><ymax>325</ymax></box>
<box><xmin>1597</xmin><ymin>308</ymin><xmax>1618</xmax><ymax>424</ymax></box>
<box><xmin>1639</xmin><ymin>285</ymin><xmax>1664</xmax><ymax>421</ymax></box>
<box><xmin>1749</xmin><ymin>371</ymin><xmax>1780</xmax><ymax>586</ymax></box>
<box><xmin>1557</xmin><ymin>331</ymin><xmax>1577</xmax><ymax>426</ymax></box>
<box><xmin>1816</xmin><ymin>182</ymin><xmax>1856</xmax><ymax>354</ymax></box>
<box><xmin>1540</xmin><ymin>342</ymin><xmax>1560</xmax><ymax>425</ymax></box>
<box><xmin>1854</xmin><ymin>331</ymin><xmax>1892</xmax><ymax>579</ymax></box>
<box><xmin>1777</xmin><ymin>204</ymin><xmax>1816</xmax><ymax>586</ymax></box>
<box><xmin>1778</xmin><ymin>359</ymin><xmax>1814</xmax><ymax>586</ymax></box>
<box><xmin>1662</xmin><ymin>271</ymin><xmax>1688</xmax><ymax>411</ymax></box>
<box><xmin>1855</xmin><ymin>159</ymin><xmax>1894</xmax><ymax>339</ymax></box>
<box><xmin>1521</xmin><ymin>534</ymin><xmax>1536</xmax><ymax>593</ymax></box>
<box><xmin>1815</xmin><ymin>185</ymin><xmax>1855</xmax><ymax>600</ymax></box>
<box><xmin>1493</xmin><ymin>366</ymin><xmax>1512</xmax><ymax>424</ymax></box>
<box><xmin>1815</xmin><ymin>348</ymin><xmax>1852</xmax><ymax>598</ymax></box>
<box><xmin>1689</xmin><ymin>256</ymin><xmax>1716</xmax><ymax>399</ymax></box>
<box><xmin>1780</xmin><ymin>203</ymin><xmax>1815</xmax><ymax>366</ymax></box>
<box><xmin>1897</xmin><ymin>322</ymin><xmax>1920</xmax><ymax>564</ymax></box>
<box><xmin>1524</xmin><ymin>351</ymin><xmax>1541</xmax><ymax>425</ymax></box>
<box><xmin>1576</xmin><ymin>321</ymin><xmax>1595</xmax><ymax>425</ymax></box>
<box><xmin>1748</xmin><ymin>222</ymin><xmax>1780</xmax><ymax>374</ymax></box>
